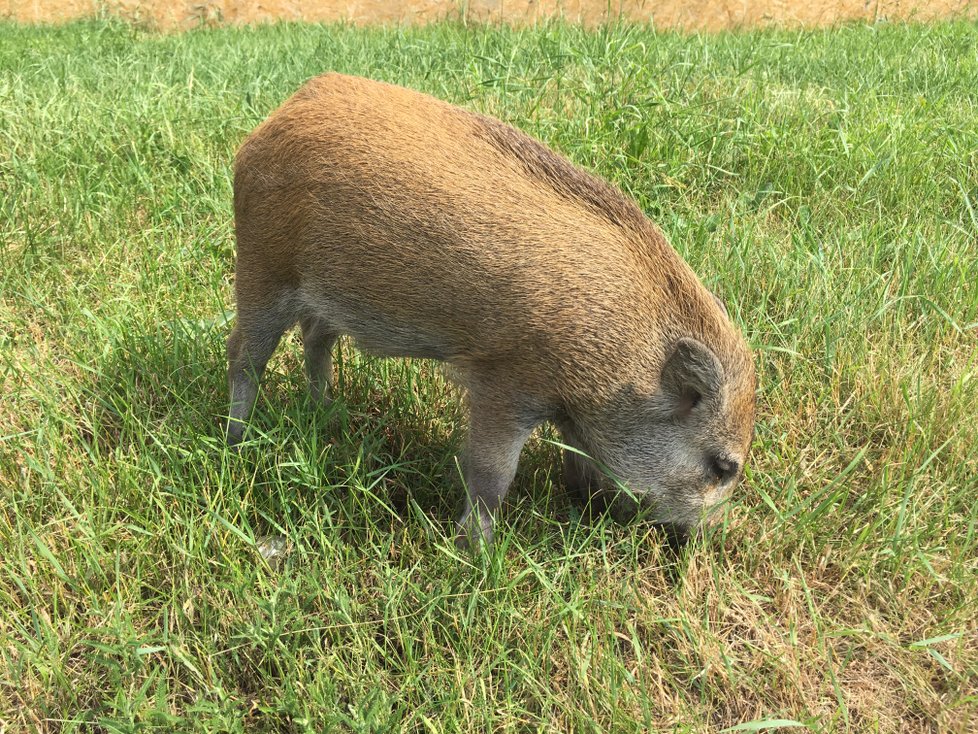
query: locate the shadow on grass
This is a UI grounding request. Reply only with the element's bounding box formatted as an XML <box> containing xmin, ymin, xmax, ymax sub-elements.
<box><xmin>78</xmin><ymin>318</ymin><xmax>692</xmax><ymax>562</ymax></box>
<box><xmin>78</xmin><ymin>320</ymin><xmax>467</xmax><ymax>537</ymax></box>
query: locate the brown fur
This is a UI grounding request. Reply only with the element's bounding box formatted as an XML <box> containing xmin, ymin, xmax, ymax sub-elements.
<box><xmin>227</xmin><ymin>73</ymin><xmax>757</xmax><ymax>546</ymax></box>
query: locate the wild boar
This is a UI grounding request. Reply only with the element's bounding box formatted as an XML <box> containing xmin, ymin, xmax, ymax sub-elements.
<box><xmin>227</xmin><ymin>73</ymin><xmax>756</xmax><ymax>546</ymax></box>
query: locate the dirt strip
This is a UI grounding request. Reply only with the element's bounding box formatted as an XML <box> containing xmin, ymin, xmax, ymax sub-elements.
<box><xmin>5</xmin><ymin>0</ymin><xmax>977</xmax><ymax>30</ymax></box>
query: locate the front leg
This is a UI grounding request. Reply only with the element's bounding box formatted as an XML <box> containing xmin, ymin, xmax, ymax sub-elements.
<box><xmin>563</xmin><ymin>445</ymin><xmax>606</xmax><ymax>508</ymax></box>
<box><xmin>556</xmin><ymin>423</ymin><xmax>603</xmax><ymax>504</ymax></box>
<box><xmin>456</xmin><ymin>398</ymin><xmax>536</xmax><ymax>549</ymax></box>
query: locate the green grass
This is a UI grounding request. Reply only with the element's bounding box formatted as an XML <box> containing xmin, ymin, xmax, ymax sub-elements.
<box><xmin>1</xmin><ymin>17</ymin><xmax>977</xmax><ymax>733</ymax></box>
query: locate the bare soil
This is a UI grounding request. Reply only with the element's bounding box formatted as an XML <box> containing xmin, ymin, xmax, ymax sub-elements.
<box><xmin>5</xmin><ymin>0</ymin><xmax>977</xmax><ymax>30</ymax></box>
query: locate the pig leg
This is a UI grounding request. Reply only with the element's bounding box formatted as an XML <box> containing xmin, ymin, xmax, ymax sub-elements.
<box><xmin>558</xmin><ymin>424</ymin><xmax>610</xmax><ymax>514</ymax></box>
<box><xmin>226</xmin><ymin>304</ymin><xmax>294</xmax><ymax>446</ymax></box>
<box><xmin>456</xmin><ymin>399</ymin><xmax>535</xmax><ymax>548</ymax></box>
<box><xmin>300</xmin><ymin>316</ymin><xmax>337</xmax><ymax>404</ymax></box>
<box><xmin>563</xmin><ymin>447</ymin><xmax>605</xmax><ymax>506</ymax></box>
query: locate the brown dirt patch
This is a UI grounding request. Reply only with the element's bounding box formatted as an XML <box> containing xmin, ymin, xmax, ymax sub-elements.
<box><xmin>5</xmin><ymin>0</ymin><xmax>977</xmax><ymax>31</ymax></box>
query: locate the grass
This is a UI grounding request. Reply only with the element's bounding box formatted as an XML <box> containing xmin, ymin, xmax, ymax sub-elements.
<box><xmin>1</xmin><ymin>16</ymin><xmax>976</xmax><ymax>733</ymax></box>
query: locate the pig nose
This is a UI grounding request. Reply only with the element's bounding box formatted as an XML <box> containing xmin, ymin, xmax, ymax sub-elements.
<box><xmin>709</xmin><ymin>455</ymin><xmax>739</xmax><ymax>483</ymax></box>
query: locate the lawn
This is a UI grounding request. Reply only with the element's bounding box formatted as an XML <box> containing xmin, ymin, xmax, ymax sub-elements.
<box><xmin>0</xmin><ymin>17</ymin><xmax>976</xmax><ymax>733</ymax></box>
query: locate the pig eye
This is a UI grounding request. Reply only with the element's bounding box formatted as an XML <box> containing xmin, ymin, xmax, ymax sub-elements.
<box><xmin>708</xmin><ymin>455</ymin><xmax>739</xmax><ymax>483</ymax></box>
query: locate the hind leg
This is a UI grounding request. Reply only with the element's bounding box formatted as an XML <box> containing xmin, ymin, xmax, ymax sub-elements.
<box><xmin>226</xmin><ymin>305</ymin><xmax>294</xmax><ymax>446</ymax></box>
<box><xmin>300</xmin><ymin>316</ymin><xmax>338</xmax><ymax>404</ymax></box>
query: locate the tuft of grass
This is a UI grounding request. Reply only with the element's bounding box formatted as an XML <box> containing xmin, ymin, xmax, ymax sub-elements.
<box><xmin>1</xmin><ymin>17</ymin><xmax>976</xmax><ymax>733</ymax></box>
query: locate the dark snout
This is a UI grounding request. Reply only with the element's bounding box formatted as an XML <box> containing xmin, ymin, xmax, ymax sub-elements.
<box><xmin>653</xmin><ymin>522</ymin><xmax>694</xmax><ymax>551</ymax></box>
<box><xmin>583</xmin><ymin>493</ymin><xmax>701</xmax><ymax>551</ymax></box>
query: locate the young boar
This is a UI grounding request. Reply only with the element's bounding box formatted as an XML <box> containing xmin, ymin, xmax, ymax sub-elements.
<box><xmin>227</xmin><ymin>73</ymin><xmax>757</xmax><ymax>546</ymax></box>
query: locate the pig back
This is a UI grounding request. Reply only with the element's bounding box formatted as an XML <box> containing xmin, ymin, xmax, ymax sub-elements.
<box><xmin>233</xmin><ymin>73</ymin><xmax>643</xmax><ymax>364</ymax></box>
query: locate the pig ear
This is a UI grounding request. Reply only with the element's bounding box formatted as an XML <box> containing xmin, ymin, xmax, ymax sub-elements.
<box><xmin>711</xmin><ymin>292</ymin><xmax>728</xmax><ymax>317</ymax></box>
<box><xmin>660</xmin><ymin>338</ymin><xmax>723</xmax><ymax>418</ymax></box>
